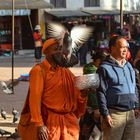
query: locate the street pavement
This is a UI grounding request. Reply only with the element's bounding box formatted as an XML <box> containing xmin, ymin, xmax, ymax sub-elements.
<box><xmin>0</xmin><ymin>51</ymin><xmax>140</xmax><ymax>140</ymax></box>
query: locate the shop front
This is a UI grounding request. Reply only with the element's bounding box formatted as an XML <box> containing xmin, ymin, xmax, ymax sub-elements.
<box><xmin>0</xmin><ymin>10</ymin><xmax>35</xmax><ymax>51</ymax></box>
<box><xmin>0</xmin><ymin>0</ymin><xmax>52</xmax><ymax>52</ymax></box>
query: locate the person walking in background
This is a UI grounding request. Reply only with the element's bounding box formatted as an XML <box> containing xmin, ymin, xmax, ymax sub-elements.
<box><xmin>133</xmin><ymin>49</ymin><xmax>140</xmax><ymax>72</ymax></box>
<box><xmin>97</xmin><ymin>35</ymin><xmax>139</xmax><ymax>140</ymax></box>
<box><xmin>79</xmin><ymin>41</ymin><xmax>89</xmax><ymax>66</ymax></box>
<box><xmin>133</xmin><ymin>49</ymin><xmax>140</xmax><ymax>111</ymax></box>
<box><xmin>79</xmin><ymin>51</ymin><xmax>106</xmax><ymax>140</ymax></box>
<box><xmin>33</xmin><ymin>25</ymin><xmax>43</xmax><ymax>63</ymax></box>
<box><xmin>18</xmin><ymin>38</ymin><xmax>89</xmax><ymax>140</ymax></box>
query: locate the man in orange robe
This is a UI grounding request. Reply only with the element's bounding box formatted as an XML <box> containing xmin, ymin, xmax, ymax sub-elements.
<box><xmin>18</xmin><ymin>38</ymin><xmax>88</xmax><ymax>140</ymax></box>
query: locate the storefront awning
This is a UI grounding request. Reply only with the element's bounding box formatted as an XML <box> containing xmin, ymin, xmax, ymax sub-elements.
<box><xmin>125</xmin><ymin>10</ymin><xmax>140</xmax><ymax>14</ymax></box>
<box><xmin>0</xmin><ymin>0</ymin><xmax>53</xmax><ymax>9</ymax></box>
<box><xmin>45</xmin><ymin>10</ymin><xmax>91</xmax><ymax>17</ymax></box>
<box><xmin>82</xmin><ymin>9</ymin><xmax>140</xmax><ymax>15</ymax></box>
<box><xmin>82</xmin><ymin>10</ymin><xmax>120</xmax><ymax>15</ymax></box>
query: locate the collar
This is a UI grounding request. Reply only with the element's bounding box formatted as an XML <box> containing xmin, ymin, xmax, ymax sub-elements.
<box><xmin>43</xmin><ymin>59</ymin><xmax>51</xmax><ymax>69</ymax></box>
<box><xmin>110</xmin><ymin>55</ymin><xmax>126</xmax><ymax>67</ymax></box>
<box><xmin>42</xmin><ymin>59</ymin><xmax>59</xmax><ymax>71</ymax></box>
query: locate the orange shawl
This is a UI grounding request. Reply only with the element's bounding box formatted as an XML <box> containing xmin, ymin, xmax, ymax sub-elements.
<box><xmin>19</xmin><ymin>59</ymin><xmax>87</xmax><ymax>140</ymax></box>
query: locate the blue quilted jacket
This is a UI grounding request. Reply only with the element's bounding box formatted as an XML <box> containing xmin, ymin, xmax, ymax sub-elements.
<box><xmin>97</xmin><ymin>56</ymin><xmax>139</xmax><ymax>116</ymax></box>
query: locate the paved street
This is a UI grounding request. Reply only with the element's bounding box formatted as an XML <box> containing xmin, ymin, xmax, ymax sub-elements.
<box><xmin>0</xmin><ymin>51</ymin><xmax>140</xmax><ymax>139</ymax></box>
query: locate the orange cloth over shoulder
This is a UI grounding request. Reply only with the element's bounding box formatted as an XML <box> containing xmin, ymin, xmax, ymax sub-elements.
<box><xmin>19</xmin><ymin>59</ymin><xmax>87</xmax><ymax>140</ymax></box>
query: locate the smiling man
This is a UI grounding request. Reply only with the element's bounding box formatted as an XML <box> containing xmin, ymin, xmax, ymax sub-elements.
<box><xmin>97</xmin><ymin>35</ymin><xmax>139</xmax><ymax>140</ymax></box>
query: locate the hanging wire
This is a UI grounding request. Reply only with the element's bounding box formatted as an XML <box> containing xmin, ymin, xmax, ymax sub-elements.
<box><xmin>24</xmin><ymin>0</ymin><xmax>34</xmax><ymax>33</ymax></box>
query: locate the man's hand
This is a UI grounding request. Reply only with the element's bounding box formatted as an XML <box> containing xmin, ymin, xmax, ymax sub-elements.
<box><xmin>134</xmin><ymin>109</ymin><xmax>140</xmax><ymax>119</ymax></box>
<box><xmin>37</xmin><ymin>125</ymin><xmax>49</xmax><ymax>140</ymax></box>
<box><xmin>104</xmin><ymin>115</ymin><xmax>113</xmax><ymax>127</ymax></box>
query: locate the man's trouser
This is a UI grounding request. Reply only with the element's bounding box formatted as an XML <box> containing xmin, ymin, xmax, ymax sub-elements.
<box><xmin>101</xmin><ymin>109</ymin><xmax>135</xmax><ymax>140</ymax></box>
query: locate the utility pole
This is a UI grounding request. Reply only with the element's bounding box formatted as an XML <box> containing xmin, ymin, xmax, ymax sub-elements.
<box><xmin>120</xmin><ymin>0</ymin><xmax>123</xmax><ymax>29</ymax></box>
<box><xmin>12</xmin><ymin>0</ymin><xmax>15</xmax><ymax>94</ymax></box>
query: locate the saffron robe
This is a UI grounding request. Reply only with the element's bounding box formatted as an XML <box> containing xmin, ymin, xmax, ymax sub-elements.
<box><xmin>19</xmin><ymin>59</ymin><xmax>87</xmax><ymax>140</ymax></box>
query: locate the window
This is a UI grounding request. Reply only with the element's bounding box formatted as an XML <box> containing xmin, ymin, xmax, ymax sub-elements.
<box><xmin>84</xmin><ymin>0</ymin><xmax>100</xmax><ymax>7</ymax></box>
<box><xmin>124</xmin><ymin>0</ymin><xmax>128</xmax><ymax>7</ymax></box>
<box><xmin>50</xmin><ymin>0</ymin><xmax>66</xmax><ymax>8</ymax></box>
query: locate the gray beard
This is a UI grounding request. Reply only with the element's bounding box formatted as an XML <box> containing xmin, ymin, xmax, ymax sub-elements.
<box><xmin>52</xmin><ymin>53</ymin><xmax>78</xmax><ymax>67</ymax></box>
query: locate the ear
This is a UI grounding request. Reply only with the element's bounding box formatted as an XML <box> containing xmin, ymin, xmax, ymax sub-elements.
<box><xmin>110</xmin><ymin>45</ymin><xmax>116</xmax><ymax>52</ymax></box>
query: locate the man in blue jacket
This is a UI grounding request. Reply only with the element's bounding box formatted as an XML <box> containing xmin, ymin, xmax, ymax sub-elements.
<box><xmin>97</xmin><ymin>35</ymin><xmax>139</xmax><ymax>140</ymax></box>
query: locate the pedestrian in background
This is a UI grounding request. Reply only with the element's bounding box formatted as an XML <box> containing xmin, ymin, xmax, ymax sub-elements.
<box><xmin>18</xmin><ymin>38</ymin><xmax>89</xmax><ymax>140</ymax></box>
<box><xmin>33</xmin><ymin>25</ymin><xmax>43</xmax><ymax>63</ymax></box>
<box><xmin>79</xmin><ymin>41</ymin><xmax>88</xmax><ymax>66</ymax></box>
<box><xmin>133</xmin><ymin>49</ymin><xmax>140</xmax><ymax>72</ymax></box>
<box><xmin>97</xmin><ymin>35</ymin><xmax>139</xmax><ymax>140</ymax></box>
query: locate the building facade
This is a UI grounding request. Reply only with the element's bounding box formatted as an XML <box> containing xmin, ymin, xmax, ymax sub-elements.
<box><xmin>0</xmin><ymin>0</ymin><xmax>52</xmax><ymax>51</ymax></box>
<box><xmin>1</xmin><ymin>0</ymin><xmax>140</xmax><ymax>50</ymax></box>
<box><xmin>46</xmin><ymin>0</ymin><xmax>140</xmax><ymax>11</ymax></box>
<box><xmin>45</xmin><ymin>0</ymin><xmax>140</xmax><ymax>31</ymax></box>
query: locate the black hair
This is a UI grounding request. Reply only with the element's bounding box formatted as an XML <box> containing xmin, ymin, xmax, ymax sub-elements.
<box><xmin>115</xmin><ymin>28</ymin><xmax>127</xmax><ymax>36</ymax></box>
<box><xmin>91</xmin><ymin>51</ymin><xmax>106</xmax><ymax>61</ymax></box>
<box><xmin>34</xmin><ymin>30</ymin><xmax>39</xmax><ymax>33</ymax></box>
<box><xmin>109</xmin><ymin>35</ymin><xmax>124</xmax><ymax>49</ymax></box>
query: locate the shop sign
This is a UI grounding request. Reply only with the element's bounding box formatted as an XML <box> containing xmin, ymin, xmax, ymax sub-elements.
<box><xmin>0</xmin><ymin>10</ymin><xmax>31</xmax><ymax>16</ymax></box>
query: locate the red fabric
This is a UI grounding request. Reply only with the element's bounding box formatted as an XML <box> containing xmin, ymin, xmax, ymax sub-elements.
<box><xmin>126</xmin><ymin>49</ymin><xmax>131</xmax><ymax>61</ymax></box>
<box><xmin>33</xmin><ymin>32</ymin><xmax>42</xmax><ymax>41</ymax></box>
